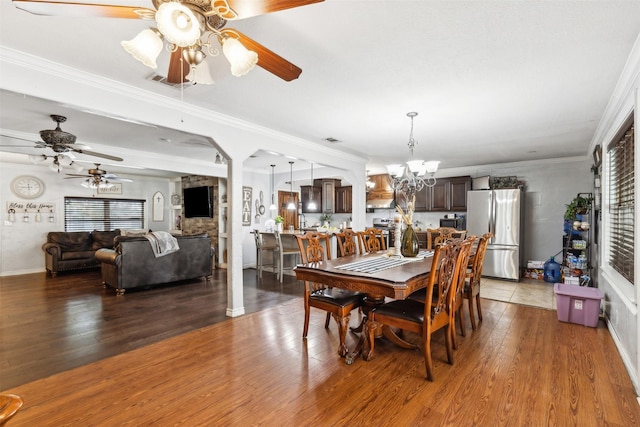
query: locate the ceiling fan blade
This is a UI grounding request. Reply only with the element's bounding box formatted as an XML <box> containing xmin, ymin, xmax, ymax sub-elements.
<box><xmin>12</xmin><ymin>1</ymin><xmax>155</xmax><ymax>19</ymax></box>
<box><xmin>109</xmin><ymin>177</ymin><xmax>134</xmax><ymax>182</ymax></box>
<box><xmin>69</xmin><ymin>147</ymin><xmax>123</xmax><ymax>162</ymax></box>
<box><xmin>166</xmin><ymin>48</ymin><xmax>189</xmax><ymax>84</ymax></box>
<box><xmin>223</xmin><ymin>0</ymin><xmax>324</xmax><ymax>20</ymax></box>
<box><xmin>224</xmin><ymin>29</ymin><xmax>301</xmax><ymax>81</ymax></box>
<box><xmin>64</xmin><ymin>174</ymin><xmax>89</xmax><ymax>178</ymax></box>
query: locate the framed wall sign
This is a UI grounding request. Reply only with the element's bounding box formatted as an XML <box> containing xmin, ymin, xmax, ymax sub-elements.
<box><xmin>97</xmin><ymin>183</ymin><xmax>122</xmax><ymax>194</ymax></box>
<box><xmin>242</xmin><ymin>186</ymin><xmax>252</xmax><ymax>226</ymax></box>
<box><xmin>153</xmin><ymin>191</ymin><xmax>164</xmax><ymax>222</ymax></box>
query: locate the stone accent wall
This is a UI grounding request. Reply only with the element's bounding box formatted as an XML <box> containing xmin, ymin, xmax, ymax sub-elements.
<box><xmin>181</xmin><ymin>176</ymin><xmax>219</xmax><ymax>268</ymax></box>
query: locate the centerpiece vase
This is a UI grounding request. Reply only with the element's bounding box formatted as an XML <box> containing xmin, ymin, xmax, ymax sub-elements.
<box><xmin>401</xmin><ymin>224</ymin><xmax>419</xmax><ymax>257</ymax></box>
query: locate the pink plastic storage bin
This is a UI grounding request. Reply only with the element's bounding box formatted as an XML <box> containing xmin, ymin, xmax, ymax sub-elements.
<box><xmin>554</xmin><ymin>283</ymin><xmax>603</xmax><ymax>327</ymax></box>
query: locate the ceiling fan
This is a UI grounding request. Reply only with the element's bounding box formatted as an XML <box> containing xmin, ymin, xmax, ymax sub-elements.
<box><xmin>0</xmin><ymin>114</ymin><xmax>124</xmax><ymax>162</ymax></box>
<box><xmin>12</xmin><ymin>0</ymin><xmax>324</xmax><ymax>84</ymax></box>
<box><xmin>65</xmin><ymin>163</ymin><xmax>133</xmax><ymax>188</ymax></box>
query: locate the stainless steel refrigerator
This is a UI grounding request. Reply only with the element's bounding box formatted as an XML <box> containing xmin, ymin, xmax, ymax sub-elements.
<box><xmin>466</xmin><ymin>189</ymin><xmax>523</xmax><ymax>280</ymax></box>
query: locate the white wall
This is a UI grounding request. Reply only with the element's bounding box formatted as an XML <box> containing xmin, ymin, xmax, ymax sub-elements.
<box><xmin>0</xmin><ymin>162</ymin><xmax>173</xmax><ymax>276</ymax></box>
<box><xmin>366</xmin><ymin>157</ymin><xmax>593</xmax><ymax>264</ymax></box>
<box><xmin>588</xmin><ymin>33</ymin><xmax>640</xmax><ymax>392</ymax></box>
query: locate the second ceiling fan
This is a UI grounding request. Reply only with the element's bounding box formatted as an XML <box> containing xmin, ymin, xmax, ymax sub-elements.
<box><xmin>65</xmin><ymin>163</ymin><xmax>133</xmax><ymax>188</ymax></box>
<box><xmin>12</xmin><ymin>0</ymin><xmax>324</xmax><ymax>84</ymax></box>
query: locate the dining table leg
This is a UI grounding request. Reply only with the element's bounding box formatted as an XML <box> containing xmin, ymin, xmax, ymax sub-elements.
<box><xmin>345</xmin><ymin>294</ymin><xmax>386</xmax><ymax>364</ymax></box>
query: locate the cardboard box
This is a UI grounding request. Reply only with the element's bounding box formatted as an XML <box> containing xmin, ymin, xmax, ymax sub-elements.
<box><xmin>554</xmin><ymin>283</ymin><xmax>604</xmax><ymax>327</ymax></box>
<box><xmin>564</xmin><ymin>276</ymin><xmax>580</xmax><ymax>285</ymax></box>
<box><xmin>523</xmin><ymin>268</ymin><xmax>544</xmax><ymax>280</ymax></box>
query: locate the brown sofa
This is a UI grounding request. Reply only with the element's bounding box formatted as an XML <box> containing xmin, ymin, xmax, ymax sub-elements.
<box><xmin>95</xmin><ymin>233</ymin><xmax>214</xmax><ymax>295</ymax></box>
<box><xmin>42</xmin><ymin>229</ymin><xmax>121</xmax><ymax>276</ymax></box>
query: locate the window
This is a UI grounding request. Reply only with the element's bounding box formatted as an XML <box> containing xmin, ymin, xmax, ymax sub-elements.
<box><xmin>607</xmin><ymin>121</ymin><xmax>634</xmax><ymax>284</ymax></box>
<box><xmin>65</xmin><ymin>197</ymin><xmax>145</xmax><ymax>232</ymax></box>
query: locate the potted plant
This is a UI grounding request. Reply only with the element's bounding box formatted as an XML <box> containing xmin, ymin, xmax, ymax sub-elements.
<box><xmin>274</xmin><ymin>215</ymin><xmax>284</xmax><ymax>232</ymax></box>
<box><xmin>564</xmin><ymin>195</ymin><xmax>591</xmax><ymax>220</ymax></box>
<box><xmin>319</xmin><ymin>213</ymin><xmax>332</xmax><ymax>226</ymax></box>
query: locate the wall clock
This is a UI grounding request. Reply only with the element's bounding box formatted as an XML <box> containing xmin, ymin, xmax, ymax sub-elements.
<box><xmin>11</xmin><ymin>175</ymin><xmax>45</xmax><ymax>199</ymax></box>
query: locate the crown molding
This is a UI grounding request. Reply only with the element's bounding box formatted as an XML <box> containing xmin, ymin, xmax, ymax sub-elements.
<box><xmin>0</xmin><ymin>47</ymin><xmax>364</xmax><ymax>166</ymax></box>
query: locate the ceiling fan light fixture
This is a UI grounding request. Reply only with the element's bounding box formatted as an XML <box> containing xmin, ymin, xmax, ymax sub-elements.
<box><xmin>182</xmin><ymin>45</ymin><xmax>205</xmax><ymax>66</ymax></box>
<box><xmin>222</xmin><ymin>37</ymin><xmax>258</xmax><ymax>77</ymax></box>
<box><xmin>28</xmin><ymin>154</ymin><xmax>47</xmax><ymax>164</ymax></box>
<box><xmin>49</xmin><ymin>161</ymin><xmax>61</xmax><ymax>173</ymax></box>
<box><xmin>57</xmin><ymin>155</ymin><xmax>72</xmax><ymax>166</ymax></box>
<box><xmin>187</xmin><ymin>61</ymin><xmax>215</xmax><ymax>85</ymax></box>
<box><xmin>121</xmin><ymin>28</ymin><xmax>164</xmax><ymax>69</ymax></box>
<box><xmin>155</xmin><ymin>2</ymin><xmax>201</xmax><ymax>48</ymax></box>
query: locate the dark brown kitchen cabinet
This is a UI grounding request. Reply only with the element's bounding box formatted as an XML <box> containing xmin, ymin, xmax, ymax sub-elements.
<box><xmin>314</xmin><ymin>179</ymin><xmax>342</xmax><ymax>213</ymax></box>
<box><xmin>398</xmin><ymin>187</ymin><xmax>428</xmax><ymax>212</ymax></box>
<box><xmin>335</xmin><ymin>186</ymin><xmax>352</xmax><ymax>213</ymax></box>
<box><xmin>449</xmin><ymin>177</ymin><xmax>471</xmax><ymax>211</ymax></box>
<box><xmin>429</xmin><ymin>180</ymin><xmax>449</xmax><ymax>211</ymax></box>
<box><xmin>300</xmin><ymin>185</ymin><xmax>322</xmax><ymax>213</ymax></box>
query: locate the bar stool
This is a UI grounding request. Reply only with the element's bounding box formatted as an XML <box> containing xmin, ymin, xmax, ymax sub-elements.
<box><xmin>253</xmin><ymin>229</ymin><xmax>277</xmax><ymax>279</ymax></box>
<box><xmin>274</xmin><ymin>230</ymin><xmax>300</xmax><ymax>282</ymax></box>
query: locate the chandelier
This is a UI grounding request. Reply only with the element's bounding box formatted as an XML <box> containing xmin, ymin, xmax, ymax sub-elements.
<box><xmin>121</xmin><ymin>1</ymin><xmax>260</xmax><ymax>85</ymax></box>
<box><xmin>386</xmin><ymin>112</ymin><xmax>439</xmax><ymax>199</ymax></box>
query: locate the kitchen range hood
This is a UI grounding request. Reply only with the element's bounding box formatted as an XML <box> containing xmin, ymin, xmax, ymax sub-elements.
<box><xmin>366</xmin><ymin>174</ymin><xmax>395</xmax><ymax>209</ymax></box>
<box><xmin>366</xmin><ymin>197</ymin><xmax>395</xmax><ymax>209</ymax></box>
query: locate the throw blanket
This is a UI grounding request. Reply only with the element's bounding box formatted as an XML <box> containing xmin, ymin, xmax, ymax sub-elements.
<box><xmin>144</xmin><ymin>231</ymin><xmax>180</xmax><ymax>258</ymax></box>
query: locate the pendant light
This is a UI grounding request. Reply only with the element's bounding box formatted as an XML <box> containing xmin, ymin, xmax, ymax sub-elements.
<box><xmin>287</xmin><ymin>161</ymin><xmax>296</xmax><ymax>210</ymax></box>
<box><xmin>307</xmin><ymin>162</ymin><xmax>317</xmax><ymax>210</ymax></box>
<box><xmin>269</xmin><ymin>164</ymin><xmax>277</xmax><ymax>212</ymax></box>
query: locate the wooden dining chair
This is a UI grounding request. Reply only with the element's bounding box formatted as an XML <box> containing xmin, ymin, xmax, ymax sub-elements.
<box><xmin>461</xmin><ymin>232</ymin><xmax>493</xmax><ymax>330</ymax></box>
<box><xmin>0</xmin><ymin>393</ymin><xmax>23</xmax><ymax>426</ymax></box>
<box><xmin>427</xmin><ymin>227</ymin><xmax>467</xmax><ymax>249</ymax></box>
<box><xmin>335</xmin><ymin>229</ymin><xmax>360</xmax><ymax>257</ymax></box>
<box><xmin>252</xmin><ymin>229</ymin><xmax>277</xmax><ymax>279</ymax></box>
<box><xmin>365</xmin><ymin>239</ymin><xmax>469</xmax><ymax>380</ymax></box>
<box><xmin>273</xmin><ymin>230</ymin><xmax>300</xmax><ymax>283</ymax></box>
<box><xmin>295</xmin><ymin>232</ymin><xmax>365</xmax><ymax>357</ymax></box>
<box><xmin>450</xmin><ymin>236</ymin><xmax>476</xmax><ymax>349</ymax></box>
<box><xmin>358</xmin><ymin>228</ymin><xmax>387</xmax><ymax>253</ymax></box>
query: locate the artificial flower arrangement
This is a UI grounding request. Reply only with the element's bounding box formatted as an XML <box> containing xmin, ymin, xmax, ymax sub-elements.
<box><xmin>274</xmin><ymin>215</ymin><xmax>284</xmax><ymax>224</ymax></box>
<box><xmin>395</xmin><ymin>194</ymin><xmax>415</xmax><ymax>225</ymax></box>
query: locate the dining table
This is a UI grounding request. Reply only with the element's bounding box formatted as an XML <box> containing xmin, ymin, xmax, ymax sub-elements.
<box><xmin>294</xmin><ymin>250</ymin><xmax>435</xmax><ymax>363</ymax></box>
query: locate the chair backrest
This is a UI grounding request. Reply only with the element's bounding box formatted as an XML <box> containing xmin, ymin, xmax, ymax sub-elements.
<box><xmin>295</xmin><ymin>232</ymin><xmax>331</xmax><ymax>264</ymax></box>
<box><xmin>358</xmin><ymin>228</ymin><xmax>387</xmax><ymax>253</ymax></box>
<box><xmin>427</xmin><ymin>240</ymin><xmax>462</xmax><ymax>318</ymax></box>
<box><xmin>428</xmin><ymin>227</ymin><xmax>467</xmax><ymax>249</ymax></box>
<box><xmin>469</xmin><ymin>232</ymin><xmax>492</xmax><ymax>286</ymax></box>
<box><xmin>452</xmin><ymin>236</ymin><xmax>476</xmax><ymax>308</ymax></box>
<box><xmin>253</xmin><ymin>229</ymin><xmax>263</xmax><ymax>250</ymax></box>
<box><xmin>273</xmin><ymin>229</ymin><xmax>284</xmax><ymax>252</ymax></box>
<box><xmin>336</xmin><ymin>229</ymin><xmax>360</xmax><ymax>257</ymax></box>
<box><xmin>0</xmin><ymin>393</ymin><xmax>23</xmax><ymax>425</ymax></box>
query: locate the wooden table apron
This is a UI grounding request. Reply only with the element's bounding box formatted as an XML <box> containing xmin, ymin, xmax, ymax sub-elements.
<box><xmin>294</xmin><ymin>253</ymin><xmax>435</xmax><ymax>301</ymax></box>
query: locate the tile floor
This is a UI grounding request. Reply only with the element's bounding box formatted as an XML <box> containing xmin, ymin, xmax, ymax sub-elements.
<box><xmin>480</xmin><ymin>277</ymin><xmax>556</xmax><ymax>310</ymax></box>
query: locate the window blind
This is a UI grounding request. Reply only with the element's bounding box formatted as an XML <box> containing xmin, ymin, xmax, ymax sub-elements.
<box><xmin>607</xmin><ymin>122</ymin><xmax>634</xmax><ymax>284</ymax></box>
<box><xmin>64</xmin><ymin>197</ymin><xmax>145</xmax><ymax>232</ymax></box>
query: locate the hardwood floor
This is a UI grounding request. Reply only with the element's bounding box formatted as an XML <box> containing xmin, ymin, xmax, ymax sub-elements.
<box><xmin>1</xmin><ymin>270</ymin><xmax>639</xmax><ymax>426</ymax></box>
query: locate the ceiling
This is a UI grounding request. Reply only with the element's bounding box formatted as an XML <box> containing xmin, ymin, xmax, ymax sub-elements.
<box><xmin>2</xmin><ymin>0</ymin><xmax>640</xmax><ymax>178</ymax></box>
